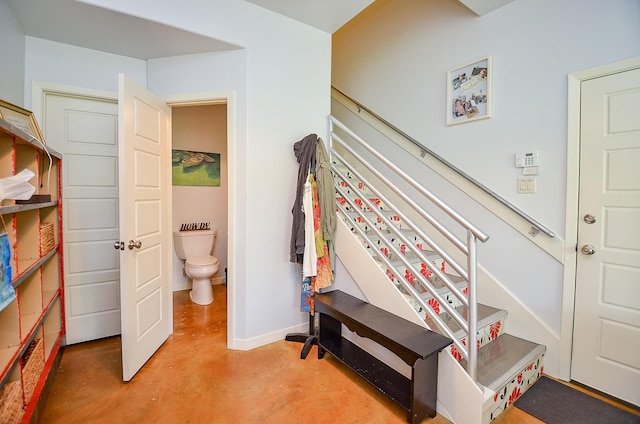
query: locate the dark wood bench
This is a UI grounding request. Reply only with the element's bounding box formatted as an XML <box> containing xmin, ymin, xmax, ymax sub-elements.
<box><xmin>314</xmin><ymin>290</ymin><xmax>452</xmax><ymax>424</ymax></box>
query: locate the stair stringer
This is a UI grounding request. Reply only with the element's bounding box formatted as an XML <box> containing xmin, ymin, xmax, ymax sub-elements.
<box><xmin>437</xmin><ymin>349</ymin><xmax>486</xmax><ymax>424</ymax></box>
<box><xmin>336</xmin><ymin>218</ymin><xmax>487</xmax><ymax>424</ymax></box>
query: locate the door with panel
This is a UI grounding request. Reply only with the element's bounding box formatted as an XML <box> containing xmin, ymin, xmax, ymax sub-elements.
<box><xmin>117</xmin><ymin>74</ymin><xmax>173</xmax><ymax>381</ymax></box>
<box><xmin>44</xmin><ymin>93</ymin><xmax>121</xmax><ymax>344</ymax></box>
<box><xmin>572</xmin><ymin>67</ymin><xmax>640</xmax><ymax>406</ymax></box>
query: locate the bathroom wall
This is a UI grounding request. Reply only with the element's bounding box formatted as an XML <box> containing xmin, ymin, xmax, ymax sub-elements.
<box><xmin>172</xmin><ymin>104</ymin><xmax>228</xmax><ymax>291</ymax></box>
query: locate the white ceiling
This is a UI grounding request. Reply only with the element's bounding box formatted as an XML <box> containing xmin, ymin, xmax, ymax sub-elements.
<box><xmin>6</xmin><ymin>0</ymin><xmax>240</xmax><ymax>59</ymax></box>
<box><xmin>5</xmin><ymin>0</ymin><xmax>374</xmax><ymax>60</ymax></box>
<box><xmin>244</xmin><ymin>0</ymin><xmax>375</xmax><ymax>33</ymax></box>
<box><xmin>6</xmin><ymin>0</ymin><xmax>511</xmax><ymax>60</ymax></box>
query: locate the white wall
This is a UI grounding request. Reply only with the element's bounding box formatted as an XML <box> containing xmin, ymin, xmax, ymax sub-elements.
<box><xmin>333</xmin><ymin>0</ymin><xmax>640</xmax><ymax>236</ymax></box>
<box><xmin>171</xmin><ymin>104</ymin><xmax>228</xmax><ymax>291</ymax></box>
<box><xmin>24</xmin><ymin>37</ymin><xmax>147</xmax><ymax>106</ymax></box>
<box><xmin>331</xmin><ymin>0</ymin><xmax>640</xmax><ymax>372</ymax></box>
<box><xmin>0</xmin><ymin>0</ymin><xmax>25</xmax><ymax>106</ymax></box>
<box><xmin>59</xmin><ymin>0</ymin><xmax>331</xmax><ymax>345</ymax></box>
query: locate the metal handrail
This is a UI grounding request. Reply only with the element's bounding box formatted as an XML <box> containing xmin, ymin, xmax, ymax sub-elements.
<box><xmin>331</xmin><ymin>86</ymin><xmax>556</xmax><ymax>238</ymax></box>
<box><xmin>329</xmin><ymin>115</ymin><xmax>484</xmax><ymax>382</ymax></box>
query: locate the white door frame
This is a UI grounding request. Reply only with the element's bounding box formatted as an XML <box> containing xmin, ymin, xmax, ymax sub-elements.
<box><xmin>162</xmin><ymin>91</ymin><xmax>236</xmax><ymax>351</ymax></box>
<box><xmin>560</xmin><ymin>56</ymin><xmax>640</xmax><ymax>380</ymax></box>
<box><xmin>32</xmin><ymin>81</ymin><xmax>118</xmax><ymax>121</ymax></box>
<box><xmin>32</xmin><ymin>83</ymin><xmax>237</xmax><ymax>351</ymax></box>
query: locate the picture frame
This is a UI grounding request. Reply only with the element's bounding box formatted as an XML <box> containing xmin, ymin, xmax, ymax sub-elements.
<box><xmin>172</xmin><ymin>149</ymin><xmax>221</xmax><ymax>187</ymax></box>
<box><xmin>446</xmin><ymin>56</ymin><xmax>492</xmax><ymax>126</ymax></box>
<box><xmin>0</xmin><ymin>100</ymin><xmax>45</xmax><ymax>143</ymax></box>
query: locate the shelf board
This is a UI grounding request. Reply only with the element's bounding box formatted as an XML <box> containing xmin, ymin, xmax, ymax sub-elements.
<box><xmin>321</xmin><ymin>336</ymin><xmax>411</xmax><ymax>412</ymax></box>
<box><xmin>12</xmin><ymin>248</ymin><xmax>58</xmax><ymax>289</ymax></box>
<box><xmin>0</xmin><ymin>118</ymin><xmax>61</xmax><ymax>159</ymax></box>
<box><xmin>1</xmin><ymin>292</ymin><xmax>62</xmax><ymax>387</ymax></box>
<box><xmin>0</xmin><ymin>201</ymin><xmax>58</xmax><ymax>215</ymax></box>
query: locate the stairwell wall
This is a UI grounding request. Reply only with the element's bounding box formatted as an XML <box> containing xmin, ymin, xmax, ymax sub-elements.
<box><xmin>332</xmin><ymin>0</ymin><xmax>640</xmax><ymax>376</ymax></box>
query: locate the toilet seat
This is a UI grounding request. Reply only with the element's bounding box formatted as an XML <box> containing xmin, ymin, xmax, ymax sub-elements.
<box><xmin>186</xmin><ymin>255</ymin><xmax>219</xmax><ymax>267</ymax></box>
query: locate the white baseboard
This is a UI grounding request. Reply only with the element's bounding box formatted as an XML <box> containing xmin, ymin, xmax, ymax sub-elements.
<box><xmin>229</xmin><ymin>322</ymin><xmax>309</xmax><ymax>351</ymax></box>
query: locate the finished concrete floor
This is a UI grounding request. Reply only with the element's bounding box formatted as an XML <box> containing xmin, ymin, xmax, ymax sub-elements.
<box><xmin>39</xmin><ymin>284</ymin><xmax>449</xmax><ymax>423</ymax></box>
<box><xmin>43</xmin><ymin>284</ymin><xmax>628</xmax><ymax>424</ymax></box>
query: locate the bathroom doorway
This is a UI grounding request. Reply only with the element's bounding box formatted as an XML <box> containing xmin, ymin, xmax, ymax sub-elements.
<box><xmin>170</xmin><ymin>103</ymin><xmax>229</xmax><ymax>294</ymax></box>
<box><xmin>37</xmin><ymin>83</ymin><xmax>233</xmax><ymax>349</ymax></box>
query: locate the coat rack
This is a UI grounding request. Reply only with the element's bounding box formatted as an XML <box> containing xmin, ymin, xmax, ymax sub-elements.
<box><xmin>285</xmin><ymin>309</ymin><xmax>317</xmax><ymax>359</ymax></box>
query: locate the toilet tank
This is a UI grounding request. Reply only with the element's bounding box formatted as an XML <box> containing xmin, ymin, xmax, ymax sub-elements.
<box><xmin>173</xmin><ymin>229</ymin><xmax>216</xmax><ymax>259</ymax></box>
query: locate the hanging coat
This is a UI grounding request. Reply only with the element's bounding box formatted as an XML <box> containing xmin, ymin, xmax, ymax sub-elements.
<box><xmin>315</xmin><ymin>137</ymin><xmax>336</xmax><ymax>242</ymax></box>
<box><xmin>289</xmin><ymin>134</ymin><xmax>317</xmax><ymax>264</ymax></box>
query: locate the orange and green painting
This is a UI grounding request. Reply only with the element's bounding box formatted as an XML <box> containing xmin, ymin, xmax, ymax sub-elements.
<box><xmin>172</xmin><ymin>150</ymin><xmax>221</xmax><ymax>186</ymax></box>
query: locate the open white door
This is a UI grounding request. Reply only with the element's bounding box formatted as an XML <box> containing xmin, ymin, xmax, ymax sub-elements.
<box><xmin>117</xmin><ymin>74</ymin><xmax>173</xmax><ymax>381</ymax></box>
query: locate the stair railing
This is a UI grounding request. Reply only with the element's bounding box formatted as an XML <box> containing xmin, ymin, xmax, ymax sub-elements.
<box><xmin>329</xmin><ymin>115</ymin><xmax>489</xmax><ymax>382</ymax></box>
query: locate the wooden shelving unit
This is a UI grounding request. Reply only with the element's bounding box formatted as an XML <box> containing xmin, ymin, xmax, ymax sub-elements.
<box><xmin>0</xmin><ymin>118</ymin><xmax>64</xmax><ymax>423</ymax></box>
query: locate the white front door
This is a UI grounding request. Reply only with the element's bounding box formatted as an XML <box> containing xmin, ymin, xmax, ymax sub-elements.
<box><xmin>572</xmin><ymin>67</ymin><xmax>640</xmax><ymax>406</ymax></box>
<box><xmin>43</xmin><ymin>93</ymin><xmax>121</xmax><ymax>344</ymax></box>
<box><xmin>118</xmin><ymin>74</ymin><xmax>173</xmax><ymax>381</ymax></box>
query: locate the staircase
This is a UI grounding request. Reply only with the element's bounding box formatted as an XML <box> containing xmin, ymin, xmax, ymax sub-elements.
<box><xmin>328</xmin><ymin>115</ymin><xmax>545</xmax><ymax>424</ymax></box>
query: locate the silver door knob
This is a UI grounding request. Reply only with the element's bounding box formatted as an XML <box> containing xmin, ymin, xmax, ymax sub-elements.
<box><xmin>114</xmin><ymin>241</ymin><xmax>124</xmax><ymax>250</ymax></box>
<box><xmin>584</xmin><ymin>214</ymin><xmax>597</xmax><ymax>224</ymax></box>
<box><xmin>581</xmin><ymin>244</ymin><xmax>596</xmax><ymax>255</ymax></box>
<box><xmin>128</xmin><ymin>240</ymin><xmax>142</xmax><ymax>250</ymax></box>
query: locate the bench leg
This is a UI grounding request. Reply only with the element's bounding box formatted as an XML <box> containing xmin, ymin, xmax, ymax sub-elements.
<box><xmin>409</xmin><ymin>354</ymin><xmax>439</xmax><ymax>423</ymax></box>
<box><xmin>317</xmin><ymin>313</ymin><xmax>341</xmax><ymax>360</ymax></box>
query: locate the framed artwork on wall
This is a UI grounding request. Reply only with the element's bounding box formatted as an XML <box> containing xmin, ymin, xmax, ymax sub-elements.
<box><xmin>0</xmin><ymin>100</ymin><xmax>46</xmax><ymax>143</ymax></box>
<box><xmin>172</xmin><ymin>150</ymin><xmax>221</xmax><ymax>186</ymax></box>
<box><xmin>446</xmin><ymin>56</ymin><xmax>492</xmax><ymax>126</ymax></box>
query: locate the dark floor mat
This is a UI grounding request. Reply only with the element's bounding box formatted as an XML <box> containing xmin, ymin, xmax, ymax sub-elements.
<box><xmin>513</xmin><ymin>376</ymin><xmax>640</xmax><ymax>424</ymax></box>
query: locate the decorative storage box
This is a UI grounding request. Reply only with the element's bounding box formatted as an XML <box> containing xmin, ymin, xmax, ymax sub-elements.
<box><xmin>40</xmin><ymin>222</ymin><xmax>55</xmax><ymax>255</ymax></box>
<box><xmin>21</xmin><ymin>338</ymin><xmax>44</xmax><ymax>404</ymax></box>
<box><xmin>0</xmin><ymin>380</ymin><xmax>24</xmax><ymax>424</ymax></box>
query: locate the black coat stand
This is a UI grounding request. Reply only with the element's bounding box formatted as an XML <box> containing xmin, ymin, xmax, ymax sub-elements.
<box><xmin>285</xmin><ymin>310</ymin><xmax>317</xmax><ymax>359</ymax></box>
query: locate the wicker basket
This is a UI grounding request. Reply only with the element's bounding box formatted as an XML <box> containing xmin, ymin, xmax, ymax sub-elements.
<box><xmin>21</xmin><ymin>338</ymin><xmax>44</xmax><ymax>404</ymax></box>
<box><xmin>40</xmin><ymin>222</ymin><xmax>56</xmax><ymax>255</ymax></box>
<box><xmin>0</xmin><ymin>380</ymin><xmax>24</xmax><ymax>424</ymax></box>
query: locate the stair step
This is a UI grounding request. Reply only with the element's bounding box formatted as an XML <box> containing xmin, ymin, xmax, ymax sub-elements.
<box><xmin>342</xmin><ymin>209</ymin><xmax>409</xmax><ymax>233</ymax></box>
<box><xmin>336</xmin><ymin>178</ymin><xmax>375</xmax><ymax>196</ymax></box>
<box><xmin>466</xmin><ymin>333</ymin><xmax>545</xmax><ymax>391</ymax></box>
<box><xmin>420</xmin><ymin>303</ymin><xmax>506</xmax><ymax>355</ymax></box>
<box><xmin>427</xmin><ymin>303</ymin><xmax>505</xmax><ymax>341</ymax></box>
<box><xmin>357</xmin><ymin>228</ymin><xmax>425</xmax><ymax>249</ymax></box>
<box><xmin>337</xmin><ymin>196</ymin><xmax>390</xmax><ymax>212</ymax></box>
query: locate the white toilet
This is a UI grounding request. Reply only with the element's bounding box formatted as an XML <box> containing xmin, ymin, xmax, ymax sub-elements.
<box><xmin>173</xmin><ymin>229</ymin><xmax>219</xmax><ymax>305</ymax></box>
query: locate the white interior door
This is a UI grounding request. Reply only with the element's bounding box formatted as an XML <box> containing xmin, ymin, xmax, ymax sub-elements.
<box><xmin>118</xmin><ymin>74</ymin><xmax>173</xmax><ymax>381</ymax></box>
<box><xmin>572</xmin><ymin>67</ymin><xmax>640</xmax><ymax>406</ymax></box>
<box><xmin>43</xmin><ymin>93</ymin><xmax>121</xmax><ymax>344</ymax></box>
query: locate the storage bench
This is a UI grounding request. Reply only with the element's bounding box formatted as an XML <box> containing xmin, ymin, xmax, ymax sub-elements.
<box><xmin>315</xmin><ymin>290</ymin><xmax>452</xmax><ymax>424</ymax></box>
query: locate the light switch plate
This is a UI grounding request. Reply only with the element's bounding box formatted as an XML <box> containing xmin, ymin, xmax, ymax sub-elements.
<box><xmin>518</xmin><ymin>177</ymin><xmax>536</xmax><ymax>193</ymax></box>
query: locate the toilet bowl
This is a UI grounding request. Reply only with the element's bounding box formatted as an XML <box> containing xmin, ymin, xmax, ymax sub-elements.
<box><xmin>173</xmin><ymin>229</ymin><xmax>219</xmax><ymax>305</ymax></box>
<box><xmin>185</xmin><ymin>255</ymin><xmax>219</xmax><ymax>305</ymax></box>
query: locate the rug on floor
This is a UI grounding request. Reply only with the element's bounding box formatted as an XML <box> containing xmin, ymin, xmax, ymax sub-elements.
<box><xmin>513</xmin><ymin>376</ymin><xmax>640</xmax><ymax>424</ymax></box>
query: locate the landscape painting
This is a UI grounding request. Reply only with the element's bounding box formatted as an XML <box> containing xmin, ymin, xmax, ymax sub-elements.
<box><xmin>172</xmin><ymin>150</ymin><xmax>221</xmax><ymax>187</ymax></box>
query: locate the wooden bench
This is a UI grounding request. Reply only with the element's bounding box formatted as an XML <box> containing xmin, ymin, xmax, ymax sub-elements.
<box><xmin>314</xmin><ymin>290</ymin><xmax>452</xmax><ymax>424</ymax></box>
